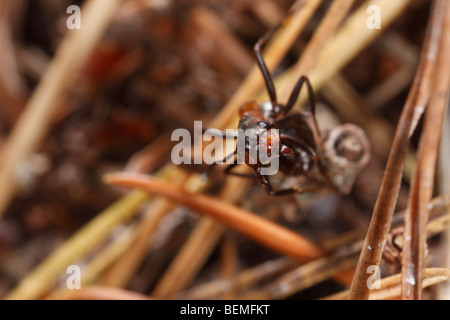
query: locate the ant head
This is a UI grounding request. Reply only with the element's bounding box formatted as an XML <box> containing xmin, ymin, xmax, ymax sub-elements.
<box><xmin>237</xmin><ymin>126</ymin><xmax>280</xmax><ymax>167</ymax></box>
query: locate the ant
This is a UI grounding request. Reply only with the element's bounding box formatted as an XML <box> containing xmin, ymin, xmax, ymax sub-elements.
<box><xmin>203</xmin><ymin>31</ymin><xmax>334</xmax><ymax>196</ymax></box>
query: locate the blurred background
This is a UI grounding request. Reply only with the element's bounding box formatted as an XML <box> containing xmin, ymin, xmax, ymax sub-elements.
<box><xmin>0</xmin><ymin>0</ymin><xmax>448</xmax><ymax>300</ymax></box>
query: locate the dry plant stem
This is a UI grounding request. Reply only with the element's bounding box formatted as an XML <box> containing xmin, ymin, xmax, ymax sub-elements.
<box><xmin>100</xmin><ymin>198</ymin><xmax>177</xmax><ymax>287</ymax></box>
<box><xmin>325</xmin><ymin>268</ymin><xmax>450</xmax><ymax>300</ymax></box>
<box><xmin>191</xmin><ymin>7</ymin><xmax>253</xmax><ymax>75</ymax></box>
<box><xmin>56</xmin><ymin>286</ymin><xmax>150</xmax><ymax>300</ymax></box>
<box><xmin>179</xmin><ymin>194</ymin><xmax>450</xmax><ymax>300</ymax></box>
<box><xmin>219</xmin><ymin>234</ymin><xmax>239</xmax><ymax>299</ymax></box>
<box><xmin>209</xmin><ymin>0</ymin><xmax>323</xmax><ymax>129</ymax></box>
<box><xmin>437</xmin><ymin>111</ymin><xmax>450</xmax><ymax>299</ymax></box>
<box><xmin>178</xmin><ymin>257</ymin><xmax>296</xmax><ymax>300</ymax></box>
<box><xmin>100</xmin><ymin>171</ymin><xmax>190</xmax><ymax>287</ymax></box>
<box><xmin>257</xmin><ymin>196</ymin><xmax>450</xmax><ymax>300</ymax></box>
<box><xmin>402</xmin><ymin>0</ymin><xmax>450</xmax><ymax>300</ymax></box>
<box><xmin>255</xmin><ymin>201</ymin><xmax>450</xmax><ymax>301</ymax></box>
<box><xmin>242</xmin><ymin>248</ymin><xmax>360</xmax><ymax>300</ymax></box>
<box><xmin>427</xmin><ymin>212</ymin><xmax>450</xmax><ymax>238</ymax></box>
<box><xmin>105</xmin><ymin>173</ymin><xmax>326</xmax><ymax>263</ymax></box>
<box><xmin>3</xmin><ymin>0</ymin><xmax>408</xmax><ymax>300</ymax></box>
<box><xmin>278</xmin><ymin>0</ymin><xmax>354</xmax><ymax>101</ymax></box>
<box><xmin>125</xmin><ymin>133</ymin><xmax>174</xmax><ymax>173</ymax></box>
<box><xmin>5</xmin><ymin>190</ymin><xmax>149</xmax><ymax>300</ymax></box>
<box><xmin>0</xmin><ymin>0</ymin><xmax>123</xmax><ymax>218</ymax></box>
<box><xmin>247</xmin><ymin>0</ymin><xmax>285</xmax><ymax>28</ymax></box>
<box><xmin>46</xmin><ymin>225</ymin><xmax>138</xmax><ymax>299</ymax></box>
<box><xmin>0</xmin><ymin>10</ymin><xmax>24</xmax><ymax>124</ymax></box>
<box><xmin>78</xmin><ymin>226</ymin><xmax>137</xmax><ymax>286</ymax></box>
<box><xmin>348</xmin><ymin>0</ymin><xmax>443</xmax><ymax>300</ymax></box>
<box><xmin>154</xmin><ymin>216</ymin><xmax>226</xmax><ymax>299</ymax></box>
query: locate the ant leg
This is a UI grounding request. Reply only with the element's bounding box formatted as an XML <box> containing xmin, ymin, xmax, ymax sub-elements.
<box><xmin>284</xmin><ymin>75</ymin><xmax>315</xmax><ymax>116</ymax></box>
<box><xmin>284</xmin><ymin>75</ymin><xmax>322</xmax><ymax>146</ymax></box>
<box><xmin>254</xmin><ymin>167</ymin><xmax>318</xmax><ymax>196</ymax></box>
<box><xmin>274</xmin><ymin>114</ymin><xmax>318</xmax><ymax>158</ymax></box>
<box><xmin>224</xmin><ymin>163</ymin><xmax>255</xmax><ymax>178</ymax></box>
<box><xmin>254</xmin><ymin>27</ymin><xmax>280</xmax><ymax>107</ymax></box>
<box><xmin>201</xmin><ymin>150</ymin><xmax>237</xmax><ymax>182</ymax></box>
<box><xmin>279</xmin><ymin>132</ymin><xmax>318</xmax><ymax>160</ymax></box>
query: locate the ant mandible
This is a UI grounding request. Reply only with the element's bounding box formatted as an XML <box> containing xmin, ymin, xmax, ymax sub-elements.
<box><xmin>203</xmin><ymin>30</ymin><xmax>334</xmax><ymax>196</ymax></box>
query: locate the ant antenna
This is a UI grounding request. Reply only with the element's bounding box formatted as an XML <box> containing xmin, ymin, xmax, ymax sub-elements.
<box><xmin>254</xmin><ymin>24</ymin><xmax>282</xmax><ymax>108</ymax></box>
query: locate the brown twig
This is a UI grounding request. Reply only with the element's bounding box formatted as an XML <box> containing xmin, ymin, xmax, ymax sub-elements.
<box><xmin>348</xmin><ymin>0</ymin><xmax>444</xmax><ymax>300</ymax></box>
<box><xmin>151</xmin><ymin>168</ymin><xmax>252</xmax><ymax>299</ymax></box>
<box><xmin>100</xmin><ymin>170</ymin><xmax>190</xmax><ymax>288</ymax></box>
<box><xmin>191</xmin><ymin>7</ymin><xmax>254</xmax><ymax>76</ymax></box>
<box><xmin>401</xmin><ymin>0</ymin><xmax>450</xmax><ymax>300</ymax></box>
<box><xmin>326</xmin><ymin>268</ymin><xmax>450</xmax><ymax>300</ymax></box>
<box><xmin>104</xmin><ymin>172</ymin><xmax>326</xmax><ymax>263</ymax></box>
<box><xmin>241</xmin><ymin>243</ymin><xmax>360</xmax><ymax>300</ymax></box>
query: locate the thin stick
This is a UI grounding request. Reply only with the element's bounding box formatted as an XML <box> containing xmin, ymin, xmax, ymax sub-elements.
<box><xmin>278</xmin><ymin>0</ymin><xmax>355</xmax><ymax>102</ymax></box>
<box><xmin>219</xmin><ymin>234</ymin><xmax>239</xmax><ymax>299</ymax></box>
<box><xmin>178</xmin><ymin>194</ymin><xmax>450</xmax><ymax>300</ymax></box>
<box><xmin>152</xmin><ymin>215</ymin><xmax>227</xmax><ymax>299</ymax></box>
<box><xmin>401</xmin><ymin>0</ymin><xmax>450</xmax><ymax>300</ymax></box>
<box><xmin>242</xmin><ymin>246</ymin><xmax>360</xmax><ymax>300</ymax></box>
<box><xmin>191</xmin><ymin>7</ymin><xmax>254</xmax><ymax>75</ymax></box>
<box><xmin>46</xmin><ymin>224</ymin><xmax>138</xmax><ymax>299</ymax></box>
<box><xmin>348</xmin><ymin>0</ymin><xmax>444</xmax><ymax>300</ymax></box>
<box><xmin>104</xmin><ymin>173</ymin><xmax>326</xmax><ymax>263</ymax></box>
<box><xmin>0</xmin><ymin>0</ymin><xmax>123</xmax><ymax>218</ymax></box>
<box><xmin>325</xmin><ymin>268</ymin><xmax>450</xmax><ymax>300</ymax></box>
<box><xmin>100</xmin><ymin>171</ymin><xmax>190</xmax><ymax>287</ymax></box>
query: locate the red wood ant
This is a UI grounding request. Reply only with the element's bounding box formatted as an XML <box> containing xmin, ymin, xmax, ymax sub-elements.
<box><xmin>203</xmin><ymin>33</ymin><xmax>334</xmax><ymax>196</ymax></box>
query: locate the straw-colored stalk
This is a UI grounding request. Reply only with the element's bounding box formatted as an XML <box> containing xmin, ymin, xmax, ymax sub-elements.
<box><xmin>348</xmin><ymin>0</ymin><xmax>444</xmax><ymax>300</ymax></box>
